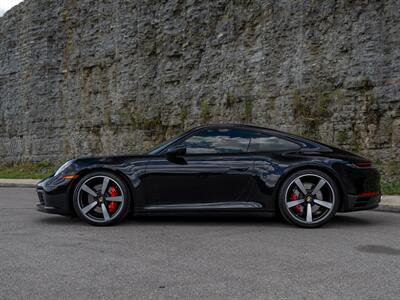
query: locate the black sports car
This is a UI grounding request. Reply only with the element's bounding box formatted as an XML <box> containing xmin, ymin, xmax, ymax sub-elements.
<box><xmin>37</xmin><ymin>124</ymin><xmax>381</xmax><ymax>228</ymax></box>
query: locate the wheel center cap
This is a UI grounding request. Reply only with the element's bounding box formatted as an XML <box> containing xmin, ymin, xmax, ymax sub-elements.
<box><xmin>98</xmin><ymin>196</ymin><xmax>105</xmax><ymax>203</ymax></box>
<box><xmin>306</xmin><ymin>195</ymin><xmax>313</xmax><ymax>203</ymax></box>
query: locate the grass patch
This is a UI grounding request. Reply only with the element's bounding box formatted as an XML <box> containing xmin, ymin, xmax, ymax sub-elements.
<box><xmin>382</xmin><ymin>181</ymin><xmax>400</xmax><ymax>195</ymax></box>
<box><xmin>0</xmin><ymin>162</ymin><xmax>57</xmax><ymax>179</ymax></box>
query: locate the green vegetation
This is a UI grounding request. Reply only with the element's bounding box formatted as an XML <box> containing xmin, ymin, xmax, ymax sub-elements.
<box><xmin>266</xmin><ymin>96</ymin><xmax>276</xmax><ymax>112</ymax></box>
<box><xmin>142</xmin><ymin>117</ymin><xmax>162</xmax><ymax>131</ymax></box>
<box><xmin>180</xmin><ymin>107</ymin><xmax>188</xmax><ymax>124</ymax></box>
<box><xmin>336</xmin><ymin>131</ymin><xmax>348</xmax><ymax>144</ymax></box>
<box><xmin>350</xmin><ymin>127</ymin><xmax>362</xmax><ymax>153</ymax></box>
<box><xmin>372</xmin><ymin>160</ymin><xmax>400</xmax><ymax>195</ymax></box>
<box><xmin>292</xmin><ymin>91</ymin><xmax>319</xmax><ymax>138</ymax></box>
<box><xmin>292</xmin><ymin>89</ymin><xmax>338</xmax><ymax>139</ymax></box>
<box><xmin>139</xmin><ymin>116</ymin><xmax>166</xmax><ymax>143</ymax></box>
<box><xmin>200</xmin><ymin>99</ymin><xmax>211</xmax><ymax>122</ymax></box>
<box><xmin>382</xmin><ymin>181</ymin><xmax>400</xmax><ymax>195</ymax></box>
<box><xmin>243</xmin><ymin>100</ymin><xmax>253</xmax><ymax>122</ymax></box>
<box><xmin>0</xmin><ymin>162</ymin><xmax>57</xmax><ymax>179</ymax></box>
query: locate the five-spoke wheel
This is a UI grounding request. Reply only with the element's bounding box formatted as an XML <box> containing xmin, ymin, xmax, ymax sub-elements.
<box><xmin>73</xmin><ymin>172</ymin><xmax>130</xmax><ymax>226</ymax></box>
<box><xmin>278</xmin><ymin>169</ymin><xmax>339</xmax><ymax>228</ymax></box>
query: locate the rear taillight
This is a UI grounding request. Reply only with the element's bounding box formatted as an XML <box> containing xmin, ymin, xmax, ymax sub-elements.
<box><xmin>353</xmin><ymin>161</ymin><xmax>372</xmax><ymax>168</ymax></box>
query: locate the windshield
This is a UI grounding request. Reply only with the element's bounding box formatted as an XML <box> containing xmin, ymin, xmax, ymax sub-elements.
<box><xmin>148</xmin><ymin>131</ymin><xmax>188</xmax><ymax>155</ymax></box>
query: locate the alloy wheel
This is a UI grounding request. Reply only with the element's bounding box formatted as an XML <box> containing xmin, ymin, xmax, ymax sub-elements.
<box><xmin>285</xmin><ymin>174</ymin><xmax>335</xmax><ymax>225</ymax></box>
<box><xmin>77</xmin><ymin>175</ymin><xmax>125</xmax><ymax>223</ymax></box>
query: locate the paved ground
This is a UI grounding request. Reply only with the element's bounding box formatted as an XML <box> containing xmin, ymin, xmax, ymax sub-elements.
<box><xmin>1</xmin><ymin>188</ymin><xmax>400</xmax><ymax>300</ymax></box>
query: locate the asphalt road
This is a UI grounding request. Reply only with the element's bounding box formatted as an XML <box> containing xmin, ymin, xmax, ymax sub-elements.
<box><xmin>1</xmin><ymin>188</ymin><xmax>400</xmax><ymax>300</ymax></box>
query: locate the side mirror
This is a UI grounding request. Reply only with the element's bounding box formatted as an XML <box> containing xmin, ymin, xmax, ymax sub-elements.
<box><xmin>166</xmin><ymin>145</ymin><xmax>186</xmax><ymax>157</ymax></box>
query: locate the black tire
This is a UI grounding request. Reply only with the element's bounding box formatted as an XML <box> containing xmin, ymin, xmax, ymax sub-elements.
<box><xmin>73</xmin><ymin>171</ymin><xmax>130</xmax><ymax>226</ymax></box>
<box><xmin>278</xmin><ymin>169</ymin><xmax>339</xmax><ymax>228</ymax></box>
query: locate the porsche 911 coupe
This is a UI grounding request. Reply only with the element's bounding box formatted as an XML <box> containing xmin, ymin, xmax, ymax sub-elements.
<box><xmin>36</xmin><ymin>124</ymin><xmax>381</xmax><ymax>228</ymax></box>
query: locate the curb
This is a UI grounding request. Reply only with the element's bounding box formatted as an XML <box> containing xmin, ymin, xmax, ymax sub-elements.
<box><xmin>377</xmin><ymin>195</ymin><xmax>400</xmax><ymax>213</ymax></box>
<box><xmin>0</xmin><ymin>183</ymin><xmax>37</xmax><ymax>188</ymax></box>
<box><xmin>375</xmin><ymin>205</ymin><xmax>400</xmax><ymax>213</ymax></box>
<box><xmin>0</xmin><ymin>179</ymin><xmax>39</xmax><ymax>188</ymax></box>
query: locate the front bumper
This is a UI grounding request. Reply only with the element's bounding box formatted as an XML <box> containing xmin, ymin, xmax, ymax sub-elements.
<box><xmin>36</xmin><ymin>176</ymin><xmax>73</xmax><ymax>215</ymax></box>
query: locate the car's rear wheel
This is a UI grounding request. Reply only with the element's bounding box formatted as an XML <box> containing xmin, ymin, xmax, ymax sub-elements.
<box><xmin>73</xmin><ymin>171</ymin><xmax>130</xmax><ymax>226</ymax></box>
<box><xmin>278</xmin><ymin>169</ymin><xmax>339</xmax><ymax>228</ymax></box>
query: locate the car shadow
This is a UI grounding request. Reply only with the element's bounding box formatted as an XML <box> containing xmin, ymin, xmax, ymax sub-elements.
<box><xmin>35</xmin><ymin>212</ymin><xmax>381</xmax><ymax>228</ymax></box>
<box><xmin>355</xmin><ymin>245</ymin><xmax>400</xmax><ymax>256</ymax></box>
<box><xmin>36</xmin><ymin>213</ymin><xmax>284</xmax><ymax>227</ymax></box>
<box><xmin>125</xmin><ymin>213</ymin><xmax>285</xmax><ymax>227</ymax></box>
<box><xmin>123</xmin><ymin>213</ymin><xmax>379</xmax><ymax>228</ymax></box>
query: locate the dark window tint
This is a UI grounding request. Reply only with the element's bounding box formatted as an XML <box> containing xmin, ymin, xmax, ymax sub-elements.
<box><xmin>248</xmin><ymin>133</ymin><xmax>300</xmax><ymax>152</ymax></box>
<box><xmin>180</xmin><ymin>128</ymin><xmax>251</xmax><ymax>154</ymax></box>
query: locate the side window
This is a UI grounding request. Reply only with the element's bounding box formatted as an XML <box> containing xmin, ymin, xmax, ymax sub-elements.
<box><xmin>248</xmin><ymin>133</ymin><xmax>300</xmax><ymax>152</ymax></box>
<box><xmin>180</xmin><ymin>129</ymin><xmax>251</xmax><ymax>154</ymax></box>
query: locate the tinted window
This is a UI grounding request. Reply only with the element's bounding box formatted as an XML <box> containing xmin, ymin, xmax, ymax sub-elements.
<box><xmin>248</xmin><ymin>133</ymin><xmax>300</xmax><ymax>152</ymax></box>
<box><xmin>180</xmin><ymin>128</ymin><xmax>251</xmax><ymax>154</ymax></box>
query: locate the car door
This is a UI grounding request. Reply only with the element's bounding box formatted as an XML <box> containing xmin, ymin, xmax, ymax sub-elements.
<box><xmin>142</xmin><ymin>128</ymin><xmax>256</xmax><ymax>210</ymax></box>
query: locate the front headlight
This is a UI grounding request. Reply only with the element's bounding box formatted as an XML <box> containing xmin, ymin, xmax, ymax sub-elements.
<box><xmin>54</xmin><ymin>160</ymin><xmax>73</xmax><ymax>176</ymax></box>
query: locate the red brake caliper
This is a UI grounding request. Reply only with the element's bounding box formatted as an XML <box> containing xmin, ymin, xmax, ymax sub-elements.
<box><xmin>107</xmin><ymin>186</ymin><xmax>119</xmax><ymax>214</ymax></box>
<box><xmin>290</xmin><ymin>192</ymin><xmax>302</xmax><ymax>214</ymax></box>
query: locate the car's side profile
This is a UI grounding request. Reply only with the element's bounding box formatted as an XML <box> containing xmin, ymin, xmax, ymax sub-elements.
<box><xmin>37</xmin><ymin>124</ymin><xmax>381</xmax><ymax>228</ymax></box>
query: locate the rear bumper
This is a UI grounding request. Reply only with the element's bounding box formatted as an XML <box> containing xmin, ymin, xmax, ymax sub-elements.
<box><xmin>36</xmin><ymin>176</ymin><xmax>73</xmax><ymax>215</ymax></box>
<box><xmin>342</xmin><ymin>194</ymin><xmax>381</xmax><ymax>212</ymax></box>
<box><xmin>333</xmin><ymin>163</ymin><xmax>381</xmax><ymax>212</ymax></box>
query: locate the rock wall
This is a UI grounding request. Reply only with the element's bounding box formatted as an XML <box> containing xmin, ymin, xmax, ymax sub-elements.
<box><xmin>0</xmin><ymin>0</ymin><xmax>399</xmax><ymax>176</ymax></box>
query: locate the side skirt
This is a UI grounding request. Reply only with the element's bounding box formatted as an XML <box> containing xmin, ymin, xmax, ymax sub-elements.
<box><xmin>142</xmin><ymin>201</ymin><xmax>263</xmax><ymax>211</ymax></box>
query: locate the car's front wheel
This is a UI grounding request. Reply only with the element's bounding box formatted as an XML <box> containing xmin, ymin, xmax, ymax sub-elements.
<box><xmin>278</xmin><ymin>169</ymin><xmax>339</xmax><ymax>228</ymax></box>
<box><xmin>73</xmin><ymin>171</ymin><xmax>130</xmax><ymax>226</ymax></box>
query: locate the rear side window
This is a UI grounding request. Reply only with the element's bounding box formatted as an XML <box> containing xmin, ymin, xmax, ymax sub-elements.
<box><xmin>248</xmin><ymin>133</ymin><xmax>300</xmax><ymax>152</ymax></box>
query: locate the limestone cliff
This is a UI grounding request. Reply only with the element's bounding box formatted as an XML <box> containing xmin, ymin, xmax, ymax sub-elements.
<box><xmin>0</xmin><ymin>0</ymin><xmax>399</xmax><ymax>177</ymax></box>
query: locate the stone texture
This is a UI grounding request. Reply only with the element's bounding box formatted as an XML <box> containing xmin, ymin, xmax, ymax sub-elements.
<box><xmin>0</xmin><ymin>0</ymin><xmax>399</xmax><ymax>177</ymax></box>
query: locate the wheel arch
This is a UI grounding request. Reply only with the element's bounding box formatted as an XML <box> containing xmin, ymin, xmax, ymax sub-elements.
<box><xmin>274</xmin><ymin>164</ymin><xmax>347</xmax><ymax>211</ymax></box>
<box><xmin>67</xmin><ymin>167</ymin><xmax>135</xmax><ymax>215</ymax></box>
